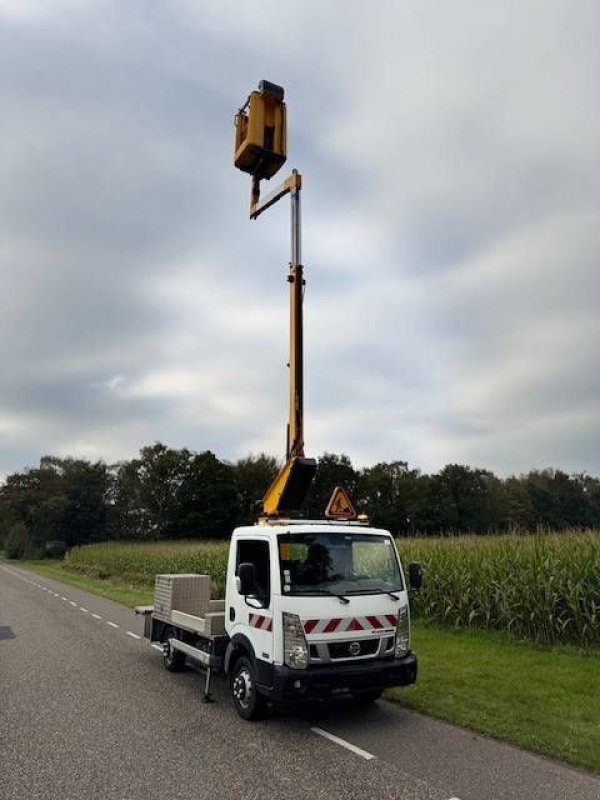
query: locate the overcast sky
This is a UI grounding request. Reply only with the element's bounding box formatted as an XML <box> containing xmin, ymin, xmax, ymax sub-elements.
<box><xmin>1</xmin><ymin>0</ymin><xmax>598</xmax><ymax>479</ymax></box>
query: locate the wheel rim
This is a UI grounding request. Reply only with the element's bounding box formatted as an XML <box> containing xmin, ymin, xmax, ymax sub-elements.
<box><xmin>233</xmin><ymin>667</ymin><xmax>253</xmax><ymax>709</ymax></box>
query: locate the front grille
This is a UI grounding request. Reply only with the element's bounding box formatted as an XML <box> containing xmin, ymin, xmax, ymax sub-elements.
<box><xmin>328</xmin><ymin>638</ymin><xmax>379</xmax><ymax>660</ymax></box>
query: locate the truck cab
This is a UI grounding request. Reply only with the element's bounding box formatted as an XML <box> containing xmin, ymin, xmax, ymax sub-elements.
<box><xmin>225</xmin><ymin>519</ymin><xmax>419</xmax><ymax>719</ymax></box>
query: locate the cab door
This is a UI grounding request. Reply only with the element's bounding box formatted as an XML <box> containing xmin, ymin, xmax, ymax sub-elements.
<box><xmin>232</xmin><ymin>536</ymin><xmax>274</xmax><ymax>666</ymax></box>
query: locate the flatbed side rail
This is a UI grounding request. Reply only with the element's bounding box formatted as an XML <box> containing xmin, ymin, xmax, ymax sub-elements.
<box><xmin>134</xmin><ymin>606</ymin><xmax>226</xmax><ymax>702</ymax></box>
<box><xmin>168</xmin><ymin>638</ymin><xmax>223</xmax><ymax>703</ymax></box>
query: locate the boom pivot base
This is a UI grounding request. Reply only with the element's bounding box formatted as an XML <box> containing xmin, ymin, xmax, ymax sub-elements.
<box><xmin>262</xmin><ymin>456</ymin><xmax>317</xmax><ymax>516</ymax></box>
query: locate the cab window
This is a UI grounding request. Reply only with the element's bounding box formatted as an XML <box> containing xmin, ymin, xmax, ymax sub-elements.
<box><xmin>236</xmin><ymin>539</ymin><xmax>271</xmax><ymax>607</ymax></box>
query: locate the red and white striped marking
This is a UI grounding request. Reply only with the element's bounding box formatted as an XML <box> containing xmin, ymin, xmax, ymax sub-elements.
<box><xmin>302</xmin><ymin>615</ymin><xmax>397</xmax><ymax>635</ymax></box>
<box><xmin>249</xmin><ymin>613</ymin><xmax>273</xmax><ymax>632</ymax></box>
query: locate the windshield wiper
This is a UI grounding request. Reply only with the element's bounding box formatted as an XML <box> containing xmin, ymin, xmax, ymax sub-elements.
<box><xmin>343</xmin><ymin>577</ymin><xmax>402</xmax><ymax>600</ymax></box>
<box><xmin>305</xmin><ymin>588</ymin><xmax>350</xmax><ymax>604</ymax></box>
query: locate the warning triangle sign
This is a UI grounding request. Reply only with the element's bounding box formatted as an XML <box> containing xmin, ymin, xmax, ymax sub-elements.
<box><xmin>325</xmin><ymin>486</ymin><xmax>357</xmax><ymax>519</ymax></box>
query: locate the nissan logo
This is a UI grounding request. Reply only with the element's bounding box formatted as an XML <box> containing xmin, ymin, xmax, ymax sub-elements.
<box><xmin>349</xmin><ymin>641</ymin><xmax>361</xmax><ymax>656</ymax></box>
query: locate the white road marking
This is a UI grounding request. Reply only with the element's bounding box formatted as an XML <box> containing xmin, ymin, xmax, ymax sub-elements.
<box><xmin>448</xmin><ymin>797</ymin><xmax>463</xmax><ymax>799</ymax></box>
<box><xmin>151</xmin><ymin>643</ymin><xmax>163</xmax><ymax>652</ymax></box>
<box><xmin>1</xmin><ymin>566</ymin><xmax>149</xmax><ymax>651</ymax></box>
<box><xmin>310</xmin><ymin>727</ymin><xmax>376</xmax><ymax>760</ymax></box>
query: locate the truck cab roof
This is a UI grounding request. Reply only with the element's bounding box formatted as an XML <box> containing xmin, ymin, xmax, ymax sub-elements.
<box><xmin>233</xmin><ymin>520</ymin><xmax>392</xmax><ymax>538</ymax></box>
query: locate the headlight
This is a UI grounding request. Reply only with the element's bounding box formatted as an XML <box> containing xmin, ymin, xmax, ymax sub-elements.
<box><xmin>394</xmin><ymin>604</ymin><xmax>410</xmax><ymax>658</ymax></box>
<box><xmin>283</xmin><ymin>612</ymin><xmax>309</xmax><ymax>669</ymax></box>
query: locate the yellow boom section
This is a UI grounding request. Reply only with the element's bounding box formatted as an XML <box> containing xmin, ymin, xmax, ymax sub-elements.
<box><xmin>262</xmin><ymin>456</ymin><xmax>317</xmax><ymax>516</ymax></box>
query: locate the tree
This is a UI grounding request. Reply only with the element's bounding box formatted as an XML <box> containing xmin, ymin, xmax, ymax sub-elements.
<box><xmin>1</xmin><ymin>464</ymin><xmax>67</xmax><ymax>552</ymax></box>
<box><xmin>575</xmin><ymin>473</ymin><xmax>600</xmax><ymax>528</ymax></box>
<box><xmin>40</xmin><ymin>456</ymin><xmax>110</xmax><ymax>547</ymax></box>
<box><xmin>503</xmin><ymin>476</ymin><xmax>535</xmax><ymax>529</ymax></box>
<box><xmin>308</xmin><ymin>453</ymin><xmax>358</xmax><ymax>518</ymax></box>
<box><xmin>2</xmin><ymin>443</ymin><xmax>599</xmax><ymax>546</ymax></box>
<box><xmin>0</xmin><ymin>499</ymin><xmax>13</xmax><ymax>548</ymax></box>
<box><xmin>428</xmin><ymin>464</ymin><xmax>505</xmax><ymax>533</ymax></box>
<box><xmin>357</xmin><ymin>461</ymin><xmax>428</xmax><ymax>535</ymax></box>
<box><xmin>111</xmin><ymin>444</ymin><xmax>240</xmax><ymax>539</ymax></box>
<box><xmin>522</xmin><ymin>469</ymin><xmax>589</xmax><ymax>530</ymax></box>
<box><xmin>0</xmin><ymin>456</ymin><xmax>111</xmax><ymax>552</ymax></box>
<box><xmin>111</xmin><ymin>443</ymin><xmax>194</xmax><ymax>539</ymax></box>
<box><xmin>4</xmin><ymin>521</ymin><xmax>30</xmax><ymax>559</ymax></box>
<box><xmin>110</xmin><ymin>459</ymin><xmax>145</xmax><ymax>539</ymax></box>
<box><xmin>178</xmin><ymin>451</ymin><xmax>239</xmax><ymax>538</ymax></box>
<box><xmin>233</xmin><ymin>454</ymin><xmax>280</xmax><ymax>524</ymax></box>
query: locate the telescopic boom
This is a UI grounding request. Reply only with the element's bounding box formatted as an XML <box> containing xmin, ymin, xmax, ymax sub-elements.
<box><xmin>233</xmin><ymin>81</ymin><xmax>316</xmax><ymax>516</ymax></box>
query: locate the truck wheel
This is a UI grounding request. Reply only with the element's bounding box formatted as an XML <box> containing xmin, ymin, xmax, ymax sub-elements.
<box><xmin>230</xmin><ymin>656</ymin><xmax>265</xmax><ymax>720</ymax></box>
<box><xmin>355</xmin><ymin>689</ymin><xmax>382</xmax><ymax>704</ymax></box>
<box><xmin>162</xmin><ymin>627</ymin><xmax>185</xmax><ymax>672</ymax></box>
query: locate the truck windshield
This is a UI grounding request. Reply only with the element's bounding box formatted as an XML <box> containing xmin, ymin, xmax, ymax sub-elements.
<box><xmin>278</xmin><ymin>531</ymin><xmax>403</xmax><ymax>596</ymax></box>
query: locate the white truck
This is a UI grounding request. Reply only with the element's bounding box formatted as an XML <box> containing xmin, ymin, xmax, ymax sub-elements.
<box><xmin>136</xmin><ymin>518</ymin><xmax>421</xmax><ymax>720</ymax></box>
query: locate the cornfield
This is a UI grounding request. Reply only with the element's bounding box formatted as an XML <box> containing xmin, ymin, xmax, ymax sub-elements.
<box><xmin>65</xmin><ymin>540</ymin><xmax>230</xmax><ymax>598</ymax></box>
<box><xmin>65</xmin><ymin>529</ymin><xmax>600</xmax><ymax>649</ymax></box>
<box><xmin>397</xmin><ymin>531</ymin><xmax>600</xmax><ymax>649</ymax></box>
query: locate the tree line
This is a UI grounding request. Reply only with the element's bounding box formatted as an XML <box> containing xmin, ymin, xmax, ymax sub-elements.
<box><xmin>1</xmin><ymin>444</ymin><xmax>599</xmax><ymax>558</ymax></box>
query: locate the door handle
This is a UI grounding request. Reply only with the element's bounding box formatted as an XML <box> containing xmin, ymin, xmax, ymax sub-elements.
<box><xmin>229</xmin><ymin>607</ymin><xmax>235</xmax><ymax>621</ymax></box>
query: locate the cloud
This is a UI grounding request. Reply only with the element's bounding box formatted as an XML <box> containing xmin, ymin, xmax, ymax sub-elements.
<box><xmin>0</xmin><ymin>1</ymin><xmax>598</xmax><ymax>478</ymax></box>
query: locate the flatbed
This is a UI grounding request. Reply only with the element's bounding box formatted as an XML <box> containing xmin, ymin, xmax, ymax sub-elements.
<box><xmin>135</xmin><ymin>601</ymin><xmax>228</xmax><ymax>702</ymax></box>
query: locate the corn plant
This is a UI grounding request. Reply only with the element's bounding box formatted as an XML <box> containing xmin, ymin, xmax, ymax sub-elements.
<box><xmin>397</xmin><ymin>530</ymin><xmax>600</xmax><ymax>648</ymax></box>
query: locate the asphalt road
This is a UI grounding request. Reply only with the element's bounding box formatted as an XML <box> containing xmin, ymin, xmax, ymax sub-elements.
<box><xmin>1</xmin><ymin>563</ymin><xmax>599</xmax><ymax>800</ymax></box>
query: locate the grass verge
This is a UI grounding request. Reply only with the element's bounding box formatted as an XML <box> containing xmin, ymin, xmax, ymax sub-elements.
<box><xmin>7</xmin><ymin>559</ymin><xmax>153</xmax><ymax>607</ymax></box>
<box><xmin>388</xmin><ymin>622</ymin><xmax>600</xmax><ymax>773</ymax></box>
<box><xmin>8</xmin><ymin>558</ymin><xmax>599</xmax><ymax>773</ymax></box>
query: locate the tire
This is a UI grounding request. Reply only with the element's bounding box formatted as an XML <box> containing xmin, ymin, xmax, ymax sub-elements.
<box><xmin>162</xmin><ymin>626</ymin><xmax>185</xmax><ymax>672</ymax></box>
<box><xmin>354</xmin><ymin>689</ymin><xmax>382</xmax><ymax>704</ymax></box>
<box><xmin>230</xmin><ymin>655</ymin><xmax>266</xmax><ymax>720</ymax></box>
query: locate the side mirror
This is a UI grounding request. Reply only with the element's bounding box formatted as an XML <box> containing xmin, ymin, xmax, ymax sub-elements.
<box><xmin>237</xmin><ymin>562</ymin><xmax>257</xmax><ymax>596</ymax></box>
<box><xmin>408</xmin><ymin>562</ymin><xmax>423</xmax><ymax>591</ymax></box>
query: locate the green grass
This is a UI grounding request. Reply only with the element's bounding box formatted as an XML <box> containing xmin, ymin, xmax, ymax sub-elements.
<box><xmin>388</xmin><ymin>622</ymin><xmax>600</xmax><ymax>773</ymax></box>
<box><xmin>9</xmin><ymin>559</ymin><xmax>153</xmax><ymax>607</ymax></box>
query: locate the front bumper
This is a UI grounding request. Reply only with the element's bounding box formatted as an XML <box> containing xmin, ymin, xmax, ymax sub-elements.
<box><xmin>262</xmin><ymin>652</ymin><xmax>417</xmax><ymax>702</ymax></box>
